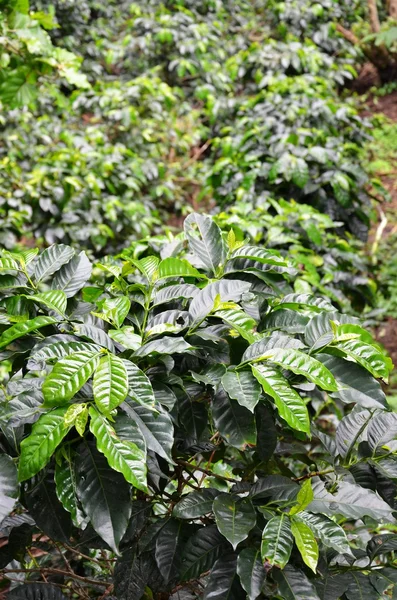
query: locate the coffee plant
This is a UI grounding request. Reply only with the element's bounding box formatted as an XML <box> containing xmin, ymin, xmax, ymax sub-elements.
<box><xmin>0</xmin><ymin>0</ymin><xmax>88</xmax><ymax>107</ymax></box>
<box><xmin>0</xmin><ymin>0</ymin><xmax>379</xmax><ymax>251</ymax></box>
<box><xmin>0</xmin><ymin>214</ymin><xmax>396</xmax><ymax>599</ymax></box>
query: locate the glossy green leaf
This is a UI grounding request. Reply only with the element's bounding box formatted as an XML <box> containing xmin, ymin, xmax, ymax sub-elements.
<box><xmin>122</xmin><ymin>399</ymin><xmax>174</xmax><ymax>462</ymax></box>
<box><xmin>304</xmin><ymin>311</ymin><xmax>359</xmax><ymax>349</ymax></box>
<box><xmin>89</xmin><ymin>407</ymin><xmax>147</xmax><ymax>491</ymax></box>
<box><xmin>367</xmin><ymin>412</ymin><xmax>397</xmax><ymax>451</ymax></box>
<box><xmin>236</xmin><ymin>548</ymin><xmax>266</xmax><ymax>600</ymax></box>
<box><xmin>75</xmin><ymin>441</ymin><xmax>131</xmax><ymax>554</ymax></box>
<box><xmin>25</xmin><ymin>290</ymin><xmax>67</xmax><ymax>316</ymax></box>
<box><xmin>173</xmin><ymin>488</ymin><xmax>219</xmax><ymax>519</ymax></box>
<box><xmin>180</xmin><ymin>525</ymin><xmax>227</xmax><ymax>581</ymax></box>
<box><xmin>274</xmin><ymin>565</ymin><xmax>320</xmax><ymax>600</ymax></box>
<box><xmin>212</xmin><ymin>388</ymin><xmax>257</xmax><ymax>450</ymax></box>
<box><xmin>317</xmin><ymin>355</ymin><xmax>386</xmax><ymax>409</ymax></box>
<box><xmin>34</xmin><ymin>244</ymin><xmax>74</xmax><ymax>282</ymax></box>
<box><xmin>153</xmin><ymin>283</ymin><xmax>199</xmax><ymax>306</ymax></box>
<box><xmin>0</xmin><ymin>316</ymin><xmax>57</xmax><ymax>349</ymax></box>
<box><xmin>0</xmin><ymin>454</ymin><xmax>19</xmax><ymax>522</ymax></box>
<box><xmin>184</xmin><ymin>212</ymin><xmax>226</xmax><ymax>275</ymax></box>
<box><xmin>249</xmin><ymin>347</ymin><xmax>338</xmax><ymax>391</ymax></box>
<box><xmin>158</xmin><ymin>257</ymin><xmax>206</xmax><ymax>279</ymax></box>
<box><xmin>43</xmin><ymin>350</ymin><xmax>100</xmax><ymax>405</ymax></box>
<box><xmin>109</xmin><ymin>327</ymin><xmax>141</xmax><ymax>350</ymax></box>
<box><xmin>336</xmin><ymin>409</ymin><xmax>372</xmax><ymax>458</ymax></box>
<box><xmin>155</xmin><ymin>518</ymin><xmax>185</xmax><ymax>583</ymax></box>
<box><xmin>252</xmin><ymin>365</ymin><xmax>310</xmax><ymax>433</ymax></box>
<box><xmin>203</xmin><ymin>554</ymin><xmax>244</xmax><ymax>600</ymax></box>
<box><xmin>291</xmin><ymin>518</ymin><xmax>318</xmax><ymax>573</ymax></box>
<box><xmin>261</xmin><ymin>514</ymin><xmax>293</xmax><ymax>569</ymax></box>
<box><xmin>189</xmin><ymin>279</ymin><xmax>251</xmax><ymax>324</ymax></box>
<box><xmin>134</xmin><ymin>336</ymin><xmax>195</xmax><ymax>358</ymax></box>
<box><xmin>28</xmin><ymin>341</ymin><xmax>100</xmax><ymax>369</ymax></box>
<box><xmin>18</xmin><ymin>407</ymin><xmax>72</xmax><ymax>481</ymax></box>
<box><xmin>93</xmin><ymin>353</ymin><xmax>128</xmax><ymax>414</ymax></box>
<box><xmin>54</xmin><ymin>446</ymin><xmax>85</xmax><ymax>527</ymax></box>
<box><xmin>308</xmin><ymin>478</ymin><xmax>395</xmax><ymax>522</ymax></box>
<box><xmin>215</xmin><ymin>308</ymin><xmax>257</xmax><ymax>343</ymax></box>
<box><xmin>51</xmin><ymin>251</ymin><xmax>92</xmax><ymax>297</ymax></box>
<box><xmin>213</xmin><ymin>494</ymin><xmax>256</xmax><ymax>550</ymax></box>
<box><xmin>273</xmin><ymin>293</ymin><xmax>334</xmax><ymax>313</ymax></box>
<box><xmin>122</xmin><ymin>359</ymin><xmax>156</xmax><ymax>408</ymax></box>
<box><xmin>330</xmin><ymin>339</ymin><xmax>390</xmax><ymax>381</ymax></box>
<box><xmin>221</xmin><ymin>370</ymin><xmax>261</xmax><ymax>412</ymax></box>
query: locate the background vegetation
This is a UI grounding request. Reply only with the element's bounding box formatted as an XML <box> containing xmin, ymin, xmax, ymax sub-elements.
<box><xmin>0</xmin><ymin>0</ymin><xmax>397</xmax><ymax>599</ymax></box>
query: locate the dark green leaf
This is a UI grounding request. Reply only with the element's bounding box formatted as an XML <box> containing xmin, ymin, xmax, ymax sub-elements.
<box><xmin>122</xmin><ymin>399</ymin><xmax>174</xmax><ymax>462</ymax></box>
<box><xmin>221</xmin><ymin>370</ymin><xmax>261</xmax><ymax>412</ymax></box>
<box><xmin>212</xmin><ymin>388</ymin><xmax>257</xmax><ymax>450</ymax></box>
<box><xmin>155</xmin><ymin>518</ymin><xmax>185</xmax><ymax>583</ymax></box>
<box><xmin>274</xmin><ymin>565</ymin><xmax>320</xmax><ymax>600</ymax></box>
<box><xmin>261</xmin><ymin>514</ymin><xmax>293</xmax><ymax>569</ymax></box>
<box><xmin>317</xmin><ymin>355</ymin><xmax>386</xmax><ymax>409</ymax></box>
<box><xmin>34</xmin><ymin>244</ymin><xmax>74</xmax><ymax>282</ymax></box>
<box><xmin>203</xmin><ymin>554</ymin><xmax>244</xmax><ymax>600</ymax></box>
<box><xmin>180</xmin><ymin>525</ymin><xmax>227</xmax><ymax>581</ymax></box>
<box><xmin>51</xmin><ymin>251</ymin><xmax>92</xmax><ymax>297</ymax></box>
<box><xmin>89</xmin><ymin>407</ymin><xmax>147</xmax><ymax>491</ymax></box>
<box><xmin>173</xmin><ymin>488</ymin><xmax>219</xmax><ymax>519</ymax></box>
<box><xmin>75</xmin><ymin>441</ymin><xmax>131</xmax><ymax>554</ymax></box>
<box><xmin>0</xmin><ymin>454</ymin><xmax>18</xmax><ymax>522</ymax></box>
<box><xmin>236</xmin><ymin>548</ymin><xmax>266</xmax><ymax>600</ymax></box>
<box><xmin>213</xmin><ymin>494</ymin><xmax>256</xmax><ymax>550</ymax></box>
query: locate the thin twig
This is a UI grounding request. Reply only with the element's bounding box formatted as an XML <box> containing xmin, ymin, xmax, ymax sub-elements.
<box><xmin>1</xmin><ymin>567</ymin><xmax>112</xmax><ymax>588</ymax></box>
<box><xmin>176</xmin><ymin>459</ymin><xmax>239</xmax><ymax>483</ymax></box>
<box><xmin>293</xmin><ymin>469</ymin><xmax>334</xmax><ymax>482</ymax></box>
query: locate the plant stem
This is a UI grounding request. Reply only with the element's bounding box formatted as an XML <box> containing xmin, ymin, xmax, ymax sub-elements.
<box><xmin>176</xmin><ymin>459</ymin><xmax>239</xmax><ymax>483</ymax></box>
<box><xmin>1</xmin><ymin>567</ymin><xmax>112</xmax><ymax>588</ymax></box>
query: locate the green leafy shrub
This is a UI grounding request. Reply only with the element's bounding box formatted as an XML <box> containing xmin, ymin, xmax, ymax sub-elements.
<box><xmin>0</xmin><ymin>214</ymin><xmax>395</xmax><ymax>598</ymax></box>
<box><xmin>0</xmin><ymin>0</ymin><xmax>376</xmax><ymax>251</ymax></box>
<box><xmin>214</xmin><ymin>199</ymin><xmax>376</xmax><ymax>313</ymax></box>
<box><xmin>0</xmin><ymin>0</ymin><xmax>88</xmax><ymax>107</ymax></box>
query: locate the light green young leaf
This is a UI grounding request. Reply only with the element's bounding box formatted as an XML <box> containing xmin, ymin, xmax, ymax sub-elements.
<box><xmin>248</xmin><ymin>348</ymin><xmax>338</xmax><ymax>392</ymax></box>
<box><xmin>0</xmin><ymin>316</ymin><xmax>57</xmax><ymax>349</ymax></box>
<box><xmin>291</xmin><ymin>518</ymin><xmax>318</xmax><ymax>573</ymax></box>
<box><xmin>252</xmin><ymin>365</ymin><xmax>310</xmax><ymax>433</ymax></box>
<box><xmin>290</xmin><ymin>479</ymin><xmax>314</xmax><ymax>515</ymax></box>
<box><xmin>89</xmin><ymin>407</ymin><xmax>147</xmax><ymax>492</ymax></box>
<box><xmin>93</xmin><ymin>353</ymin><xmax>128</xmax><ymax>414</ymax></box>
<box><xmin>18</xmin><ymin>407</ymin><xmax>72</xmax><ymax>481</ymax></box>
<box><xmin>158</xmin><ymin>257</ymin><xmax>206</xmax><ymax>279</ymax></box>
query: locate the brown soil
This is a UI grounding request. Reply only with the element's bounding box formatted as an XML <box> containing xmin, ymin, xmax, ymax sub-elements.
<box><xmin>362</xmin><ymin>90</ymin><xmax>397</xmax><ymax>120</ymax></box>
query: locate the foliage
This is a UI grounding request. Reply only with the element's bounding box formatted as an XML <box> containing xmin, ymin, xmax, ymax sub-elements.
<box><xmin>0</xmin><ymin>0</ymin><xmax>377</xmax><ymax>252</ymax></box>
<box><xmin>0</xmin><ymin>213</ymin><xmax>395</xmax><ymax>599</ymax></box>
<box><xmin>0</xmin><ymin>0</ymin><xmax>88</xmax><ymax>107</ymax></box>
